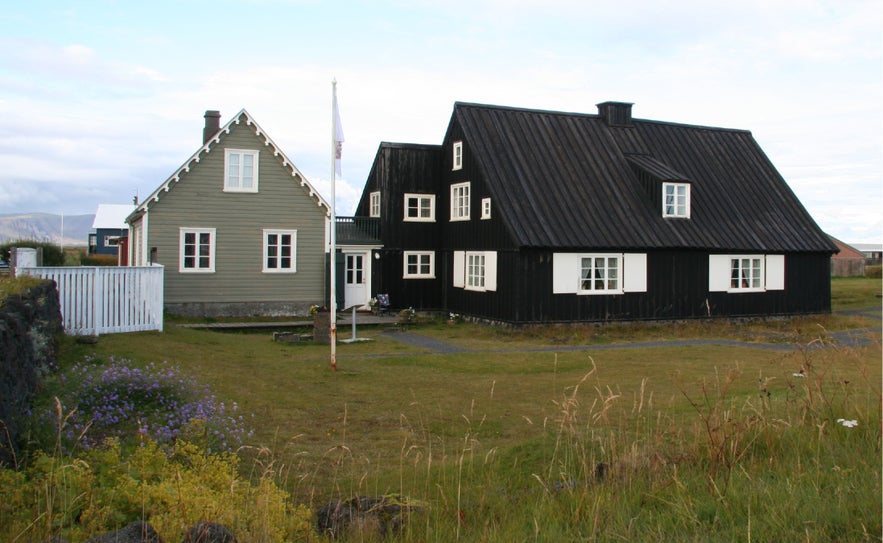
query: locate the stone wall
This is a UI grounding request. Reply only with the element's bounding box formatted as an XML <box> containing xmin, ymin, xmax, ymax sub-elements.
<box><xmin>0</xmin><ymin>280</ymin><xmax>63</xmax><ymax>465</ymax></box>
<box><xmin>166</xmin><ymin>301</ymin><xmax>315</xmax><ymax>318</ymax></box>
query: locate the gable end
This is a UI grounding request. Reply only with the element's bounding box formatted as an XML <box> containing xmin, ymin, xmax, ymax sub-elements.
<box><xmin>134</xmin><ymin>110</ymin><xmax>330</xmax><ymax>218</ymax></box>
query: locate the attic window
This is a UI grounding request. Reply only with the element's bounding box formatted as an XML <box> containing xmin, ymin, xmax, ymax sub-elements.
<box><xmin>453</xmin><ymin>141</ymin><xmax>463</xmax><ymax>171</ymax></box>
<box><xmin>662</xmin><ymin>182</ymin><xmax>690</xmax><ymax>218</ymax></box>
<box><xmin>224</xmin><ymin>149</ymin><xmax>259</xmax><ymax>192</ymax></box>
<box><xmin>369</xmin><ymin>191</ymin><xmax>381</xmax><ymax>218</ymax></box>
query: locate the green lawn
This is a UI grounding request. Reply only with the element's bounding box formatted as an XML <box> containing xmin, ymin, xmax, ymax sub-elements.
<box><xmin>48</xmin><ymin>277</ymin><xmax>881</xmax><ymax>541</ymax></box>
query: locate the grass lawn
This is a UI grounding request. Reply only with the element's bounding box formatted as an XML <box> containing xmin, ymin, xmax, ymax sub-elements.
<box><xmin>50</xmin><ymin>277</ymin><xmax>881</xmax><ymax>541</ymax></box>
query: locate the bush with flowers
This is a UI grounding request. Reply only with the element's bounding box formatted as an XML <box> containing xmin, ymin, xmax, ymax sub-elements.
<box><xmin>37</xmin><ymin>356</ymin><xmax>252</xmax><ymax>453</ymax></box>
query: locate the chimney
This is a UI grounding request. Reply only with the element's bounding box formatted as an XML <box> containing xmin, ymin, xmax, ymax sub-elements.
<box><xmin>596</xmin><ymin>101</ymin><xmax>633</xmax><ymax>127</ymax></box>
<box><xmin>203</xmin><ymin>110</ymin><xmax>221</xmax><ymax>144</ymax></box>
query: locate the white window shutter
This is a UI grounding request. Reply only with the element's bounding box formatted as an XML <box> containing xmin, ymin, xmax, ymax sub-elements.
<box><xmin>484</xmin><ymin>251</ymin><xmax>497</xmax><ymax>291</ymax></box>
<box><xmin>623</xmin><ymin>253</ymin><xmax>647</xmax><ymax>293</ymax></box>
<box><xmin>552</xmin><ymin>253</ymin><xmax>579</xmax><ymax>294</ymax></box>
<box><xmin>765</xmin><ymin>254</ymin><xmax>785</xmax><ymax>290</ymax></box>
<box><xmin>708</xmin><ymin>255</ymin><xmax>730</xmax><ymax>292</ymax></box>
<box><xmin>453</xmin><ymin>251</ymin><xmax>465</xmax><ymax>288</ymax></box>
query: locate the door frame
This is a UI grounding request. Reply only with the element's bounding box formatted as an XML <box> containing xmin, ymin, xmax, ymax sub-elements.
<box><xmin>338</xmin><ymin>245</ymin><xmax>381</xmax><ymax>310</ymax></box>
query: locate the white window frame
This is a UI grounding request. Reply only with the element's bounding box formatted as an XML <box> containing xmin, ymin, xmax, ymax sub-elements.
<box><xmin>179</xmin><ymin>227</ymin><xmax>216</xmax><ymax>273</ymax></box>
<box><xmin>553</xmin><ymin>253</ymin><xmax>646</xmax><ymax>294</ymax></box>
<box><xmin>453</xmin><ymin>141</ymin><xmax>463</xmax><ymax>171</ymax></box>
<box><xmin>578</xmin><ymin>254</ymin><xmax>623</xmax><ymax>295</ymax></box>
<box><xmin>403</xmin><ymin>193</ymin><xmax>436</xmax><ymax>222</ymax></box>
<box><xmin>729</xmin><ymin>255</ymin><xmax>765</xmax><ymax>292</ymax></box>
<box><xmin>403</xmin><ymin>251</ymin><xmax>435</xmax><ymax>279</ymax></box>
<box><xmin>466</xmin><ymin>252</ymin><xmax>486</xmax><ymax>291</ymax></box>
<box><xmin>709</xmin><ymin>254</ymin><xmax>784</xmax><ymax>293</ymax></box>
<box><xmin>481</xmin><ymin>197</ymin><xmax>491</xmax><ymax>220</ymax></box>
<box><xmin>224</xmin><ymin>149</ymin><xmax>259</xmax><ymax>193</ymax></box>
<box><xmin>454</xmin><ymin>250</ymin><xmax>497</xmax><ymax>291</ymax></box>
<box><xmin>662</xmin><ymin>182</ymin><xmax>690</xmax><ymax>218</ymax></box>
<box><xmin>262</xmin><ymin>229</ymin><xmax>297</xmax><ymax>273</ymax></box>
<box><xmin>450</xmin><ymin>182</ymin><xmax>471</xmax><ymax>221</ymax></box>
<box><xmin>104</xmin><ymin>235</ymin><xmax>120</xmax><ymax>247</ymax></box>
<box><xmin>369</xmin><ymin>191</ymin><xmax>381</xmax><ymax>218</ymax></box>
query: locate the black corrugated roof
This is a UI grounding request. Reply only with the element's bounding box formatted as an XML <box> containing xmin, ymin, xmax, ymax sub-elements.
<box><xmin>454</xmin><ymin>102</ymin><xmax>837</xmax><ymax>253</ymax></box>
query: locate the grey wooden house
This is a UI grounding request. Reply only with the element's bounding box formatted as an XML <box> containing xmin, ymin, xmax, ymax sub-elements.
<box><xmin>349</xmin><ymin>101</ymin><xmax>838</xmax><ymax>324</ymax></box>
<box><xmin>127</xmin><ymin>110</ymin><xmax>330</xmax><ymax>317</ymax></box>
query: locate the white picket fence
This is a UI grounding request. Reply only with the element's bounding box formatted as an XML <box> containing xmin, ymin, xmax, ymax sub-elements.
<box><xmin>19</xmin><ymin>265</ymin><xmax>164</xmax><ymax>336</ymax></box>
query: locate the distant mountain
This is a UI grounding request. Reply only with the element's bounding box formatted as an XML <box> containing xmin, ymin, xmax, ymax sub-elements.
<box><xmin>0</xmin><ymin>213</ymin><xmax>94</xmax><ymax>247</ymax></box>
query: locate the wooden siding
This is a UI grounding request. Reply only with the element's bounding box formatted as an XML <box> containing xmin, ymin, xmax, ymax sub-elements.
<box><xmin>440</xmin><ymin>250</ymin><xmax>832</xmax><ymax>324</ymax></box>
<box><xmin>373</xmin><ymin>249</ymin><xmax>443</xmax><ymax>311</ymax></box>
<box><xmin>146</xmin><ymin>122</ymin><xmax>327</xmax><ymax>307</ymax></box>
<box><xmin>441</xmin><ymin>121</ymin><xmax>520</xmax><ymax>253</ymax></box>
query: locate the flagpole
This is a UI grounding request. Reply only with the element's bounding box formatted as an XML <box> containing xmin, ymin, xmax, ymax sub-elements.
<box><xmin>329</xmin><ymin>78</ymin><xmax>339</xmax><ymax>371</ymax></box>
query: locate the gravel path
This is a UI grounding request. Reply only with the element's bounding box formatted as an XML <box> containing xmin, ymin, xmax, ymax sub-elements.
<box><xmin>381</xmin><ymin>323</ymin><xmax>879</xmax><ymax>355</ymax></box>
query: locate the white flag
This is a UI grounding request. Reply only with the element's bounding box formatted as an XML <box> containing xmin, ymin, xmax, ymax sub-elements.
<box><xmin>332</xmin><ymin>83</ymin><xmax>344</xmax><ymax>177</ymax></box>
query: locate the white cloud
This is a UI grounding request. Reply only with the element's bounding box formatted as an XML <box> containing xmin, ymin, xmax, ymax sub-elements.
<box><xmin>0</xmin><ymin>0</ymin><xmax>879</xmax><ymax>244</ymax></box>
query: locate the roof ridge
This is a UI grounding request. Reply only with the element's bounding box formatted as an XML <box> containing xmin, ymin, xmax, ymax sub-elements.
<box><xmin>379</xmin><ymin>141</ymin><xmax>443</xmax><ymax>150</ymax></box>
<box><xmin>453</xmin><ymin>101</ymin><xmax>751</xmax><ymax>133</ymax></box>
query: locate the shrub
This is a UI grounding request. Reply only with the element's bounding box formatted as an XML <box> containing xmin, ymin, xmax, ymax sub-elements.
<box><xmin>0</xmin><ymin>275</ymin><xmax>46</xmax><ymax>302</ymax></box>
<box><xmin>0</xmin><ymin>438</ymin><xmax>312</xmax><ymax>542</ymax></box>
<box><xmin>866</xmin><ymin>265</ymin><xmax>881</xmax><ymax>278</ymax></box>
<box><xmin>42</xmin><ymin>356</ymin><xmax>253</xmax><ymax>453</ymax></box>
<box><xmin>80</xmin><ymin>254</ymin><xmax>118</xmax><ymax>266</ymax></box>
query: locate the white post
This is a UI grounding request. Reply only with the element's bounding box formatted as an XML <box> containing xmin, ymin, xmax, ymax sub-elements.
<box><xmin>329</xmin><ymin>79</ymin><xmax>339</xmax><ymax>371</ymax></box>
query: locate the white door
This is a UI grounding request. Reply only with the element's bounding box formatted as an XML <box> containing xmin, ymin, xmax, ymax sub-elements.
<box><xmin>344</xmin><ymin>252</ymin><xmax>369</xmax><ymax>309</ymax></box>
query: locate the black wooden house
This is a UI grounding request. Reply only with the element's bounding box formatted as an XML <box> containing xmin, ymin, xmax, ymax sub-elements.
<box><xmin>345</xmin><ymin>101</ymin><xmax>837</xmax><ymax>324</ymax></box>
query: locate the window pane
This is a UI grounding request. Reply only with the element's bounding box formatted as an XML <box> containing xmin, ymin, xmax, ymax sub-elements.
<box><xmin>242</xmin><ymin>155</ymin><xmax>253</xmax><ymax>187</ymax></box>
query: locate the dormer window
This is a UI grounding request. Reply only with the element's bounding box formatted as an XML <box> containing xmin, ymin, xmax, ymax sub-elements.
<box><xmin>663</xmin><ymin>182</ymin><xmax>690</xmax><ymax>218</ymax></box>
<box><xmin>453</xmin><ymin>141</ymin><xmax>463</xmax><ymax>171</ymax></box>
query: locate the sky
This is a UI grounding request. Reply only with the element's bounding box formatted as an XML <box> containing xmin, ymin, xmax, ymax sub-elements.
<box><xmin>1</xmin><ymin>0</ymin><xmax>881</xmax><ymax>244</ymax></box>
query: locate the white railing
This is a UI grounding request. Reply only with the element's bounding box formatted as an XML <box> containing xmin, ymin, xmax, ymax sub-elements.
<box><xmin>19</xmin><ymin>265</ymin><xmax>164</xmax><ymax>336</ymax></box>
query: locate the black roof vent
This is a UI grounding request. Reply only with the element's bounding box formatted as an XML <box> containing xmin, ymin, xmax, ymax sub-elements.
<box><xmin>597</xmin><ymin>101</ymin><xmax>633</xmax><ymax>127</ymax></box>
